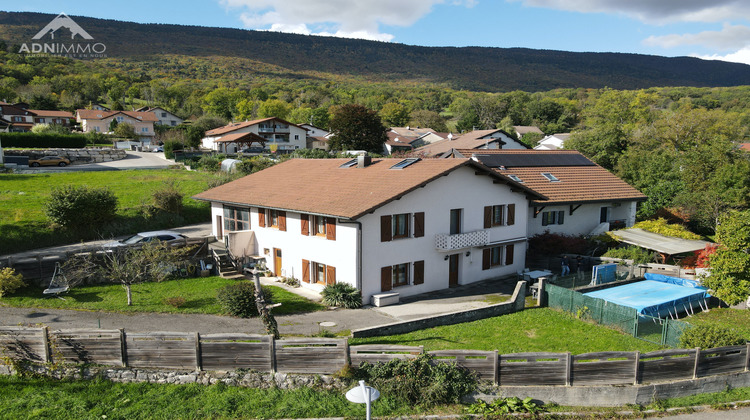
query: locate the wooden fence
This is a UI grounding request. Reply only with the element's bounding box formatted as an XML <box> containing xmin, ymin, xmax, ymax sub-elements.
<box><xmin>1</xmin><ymin>326</ymin><xmax>748</xmax><ymax>386</ymax></box>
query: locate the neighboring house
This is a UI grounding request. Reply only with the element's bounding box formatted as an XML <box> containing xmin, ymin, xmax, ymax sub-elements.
<box><xmin>301</xmin><ymin>124</ymin><xmax>331</xmax><ymax>150</ymax></box>
<box><xmin>446</xmin><ymin>149</ymin><xmax>647</xmax><ymax>237</ymax></box>
<box><xmin>389</xmin><ymin>127</ymin><xmax>448</xmax><ymax>148</ymax></box>
<box><xmin>76</xmin><ymin>109</ymin><xmax>158</xmax><ymax>143</ymax></box>
<box><xmin>193</xmin><ymin>156</ymin><xmax>541</xmax><ymax>304</ymax></box>
<box><xmin>29</xmin><ymin>110</ymin><xmax>74</xmax><ymax>127</ymax></box>
<box><xmin>415</xmin><ymin>129</ymin><xmax>529</xmax><ymax>157</ymax></box>
<box><xmin>384</xmin><ymin>132</ymin><xmax>414</xmax><ymax>155</ymax></box>
<box><xmin>300</xmin><ymin>123</ymin><xmax>329</xmax><ymax>138</ymax></box>
<box><xmin>135</xmin><ymin>106</ymin><xmax>184</xmax><ymax>127</ymax></box>
<box><xmin>203</xmin><ymin>117</ymin><xmax>308</xmax><ymax>153</ymax></box>
<box><xmin>91</xmin><ymin>103</ymin><xmax>110</xmax><ymax>111</ymax></box>
<box><xmin>534</xmin><ymin>133</ymin><xmax>571</xmax><ymax>150</ymax></box>
<box><xmin>0</xmin><ymin>102</ymin><xmax>34</xmax><ymax>132</ymax></box>
<box><xmin>514</xmin><ymin>125</ymin><xmax>544</xmax><ymax>139</ymax></box>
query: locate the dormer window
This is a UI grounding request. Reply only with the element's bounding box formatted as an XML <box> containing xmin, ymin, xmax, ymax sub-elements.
<box><xmin>541</xmin><ymin>172</ymin><xmax>560</xmax><ymax>182</ymax></box>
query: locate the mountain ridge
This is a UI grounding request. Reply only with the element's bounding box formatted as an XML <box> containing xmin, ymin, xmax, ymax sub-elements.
<box><xmin>1</xmin><ymin>11</ymin><xmax>749</xmax><ymax>92</ymax></box>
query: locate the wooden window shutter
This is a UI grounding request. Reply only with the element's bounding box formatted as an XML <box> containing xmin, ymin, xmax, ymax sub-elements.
<box><xmin>301</xmin><ymin>214</ymin><xmax>309</xmax><ymax>236</ymax></box>
<box><xmin>258</xmin><ymin>207</ymin><xmax>266</xmax><ymax>227</ymax></box>
<box><xmin>326</xmin><ymin>265</ymin><xmax>336</xmax><ymax>285</ymax></box>
<box><xmin>380</xmin><ymin>215</ymin><xmax>392</xmax><ymax>242</ymax></box>
<box><xmin>380</xmin><ymin>266</ymin><xmax>392</xmax><ymax>292</ymax></box>
<box><xmin>413</xmin><ymin>260</ymin><xmax>424</xmax><ymax>285</ymax></box>
<box><xmin>302</xmin><ymin>259</ymin><xmax>310</xmax><ymax>283</ymax></box>
<box><xmin>413</xmin><ymin>212</ymin><xmax>425</xmax><ymax>238</ymax></box>
<box><xmin>278</xmin><ymin>211</ymin><xmax>287</xmax><ymax>231</ymax></box>
<box><xmin>557</xmin><ymin>210</ymin><xmax>564</xmax><ymax>225</ymax></box>
<box><xmin>505</xmin><ymin>244</ymin><xmax>514</xmax><ymax>265</ymax></box>
<box><xmin>507</xmin><ymin>204</ymin><xmax>515</xmax><ymax>226</ymax></box>
<box><xmin>483</xmin><ymin>206</ymin><xmax>492</xmax><ymax>229</ymax></box>
<box><xmin>326</xmin><ymin>218</ymin><xmax>336</xmax><ymax>241</ymax></box>
<box><xmin>482</xmin><ymin>248</ymin><xmax>491</xmax><ymax>270</ymax></box>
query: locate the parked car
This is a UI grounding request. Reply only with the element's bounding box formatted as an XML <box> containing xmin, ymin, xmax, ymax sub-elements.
<box><xmin>152</xmin><ymin>146</ymin><xmax>164</xmax><ymax>152</ymax></box>
<box><xmin>102</xmin><ymin>230</ymin><xmax>188</xmax><ymax>249</ymax></box>
<box><xmin>28</xmin><ymin>156</ymin><xmax>71</xmax><ymax>167</ymax></box>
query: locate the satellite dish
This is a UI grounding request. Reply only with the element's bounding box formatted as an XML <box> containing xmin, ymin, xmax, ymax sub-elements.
<box><xmin>346</xmin><ymin>382</ymin><xmax>380</xmax><ymax>404</ymax></box>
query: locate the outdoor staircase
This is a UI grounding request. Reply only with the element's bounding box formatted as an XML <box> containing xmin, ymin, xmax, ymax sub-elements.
<box><xmin>212</xmin><ymin>248</ymin><xmax>245</xmax><ymax>279</ymax></box>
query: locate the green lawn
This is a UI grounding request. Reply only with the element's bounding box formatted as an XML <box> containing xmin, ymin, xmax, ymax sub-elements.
<box><xmin>0</xmin><ymin>276</ymin><xmax>325</xmax><ymax>316</ymax></box>
<box><xmin>0</xmin><ymin>169</ymin><xmax>221</xmax><ymax>254</ymax></box>
<box><xmin>0</xmin><ymin>376</ymin><xmax>430</xmax><ymax>419</ymax></box>
<box><xmin>684</xmin><ymin>308</ymin><xmax>750</xmax><ymax>339</ymax></box>
<box><xmin>350</xmin><ymin>307</ymin><xmax>663</xmax><ymax>354</ymax></box>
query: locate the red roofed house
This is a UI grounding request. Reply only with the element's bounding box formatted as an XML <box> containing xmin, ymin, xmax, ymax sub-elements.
<box><xmin>444</xmin><ymin>149</ymin><xmax>647</xmax><ymax>237</ymax></box>
<box><xmin>194</xmin><ymin>156</ymin><xmax>541</xmax><ymax>304</ymax></box>
<box><xmin>202</xmin><ymin>117</ymin><xmax>308</xmax><ymax>153</ymax></box>
<box><xmin>76</xmin><ymin>109</ymin><xmax>158</xmax><ymax>143</ymax></box>
<box><xmin>415</xmin><ymin>129</ymin><xmax>529</xmax><ymax>157</ymax></box>
<box><xmin>29</xmin><ymin>109</ymin><xmax>74</xmax><ymax>127</ymax></box>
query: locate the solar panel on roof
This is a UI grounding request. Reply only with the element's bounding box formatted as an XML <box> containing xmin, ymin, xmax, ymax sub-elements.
<box><xmin>390</xmin><ymin>158</ymin><xmax>420</xmax><ymax>169</ymax></box>
<box><xmin>473</xmin><ymin>153</ymin><xmax>594</xmax><ymax>168</ymax></box>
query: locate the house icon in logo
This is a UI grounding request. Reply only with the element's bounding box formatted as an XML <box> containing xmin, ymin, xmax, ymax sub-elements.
<box><xmin>32</xmin><ymin>13</ymin><xmax>94</xmax><ymax>40</ymax></box>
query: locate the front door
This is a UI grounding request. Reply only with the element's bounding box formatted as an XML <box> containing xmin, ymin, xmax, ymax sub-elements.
<box><xmin>448</xmin><ymin>254</ymin><xmax>459</xmax><ymax>287</ymax></box>
<box><xmin>600</xmin><ymin>207</ymin><xmax>610</xmax><ymax>223</ymax></box>
<box><xmin>273</xmin><ymin>248</ymin><xmax>282</xmax><ymax>277</ymax></box>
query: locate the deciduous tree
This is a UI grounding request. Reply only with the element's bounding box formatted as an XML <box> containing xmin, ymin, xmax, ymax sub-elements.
<box><xmin>328</xmin><ymin>104</ymin><xmax>387</xmax><ymax>154</ymax></box>
<box><xmin>703</xmin><ymin>210</ymin><xmax>750</xmax><ymax>305</ymax></box>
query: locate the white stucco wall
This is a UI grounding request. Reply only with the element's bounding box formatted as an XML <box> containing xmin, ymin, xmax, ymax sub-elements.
<box><xmin>526</xmin><ymin>201</ymin><xmax>639</xmax><ymax>237</ymax></box>
<box><xmin>202</xmin><ymin>123</ymin><xmax>308</xmax><ymax>152</ymax></box>
<box><xmin>359</xmin><ymin>166</ymin><xmax>528</xmax><ymax>303</ymax></box>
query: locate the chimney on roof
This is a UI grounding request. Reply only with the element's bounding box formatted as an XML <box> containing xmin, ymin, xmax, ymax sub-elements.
<box><xmin>357</xmin><ymin>154</ymin><xmax>372</xmax><ymax>168</ymax></box>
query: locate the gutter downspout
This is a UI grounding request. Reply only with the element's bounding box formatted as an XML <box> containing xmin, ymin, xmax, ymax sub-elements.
<box><xmin>338</xmin><ymin>218</ymin><xmax>363</xmax><ymax>292</ymax></box>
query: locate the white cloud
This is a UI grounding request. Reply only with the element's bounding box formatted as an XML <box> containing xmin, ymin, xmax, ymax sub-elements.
<box><xmin>222</xmin><ymin>0</ymin><xmax>476</xmax><ymax>42</ymax></box>
<box><xmin>694</xmin><ymin>47</ymin><xmax>750</xmax><ymax>65</ymax></box>
<box><xmin>511</xmin><ymin>0</ymin><xmax>750</xmax><ymax>24</ymax></box>
<box><xmin>644</xmin><ymin>23</ymin><xmax>750</xmax><ymax>50</ymax></box>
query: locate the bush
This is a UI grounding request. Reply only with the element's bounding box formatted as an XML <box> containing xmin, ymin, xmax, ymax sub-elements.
<box><xmin>163</xmin><ymin>296</ymin><xmax>186</xmax><ymax>308</ymax></box>
<box><xmin>0</xmin><ymin>132</ymin><xmax>87</xmax><ymax>148</ymax></box>
<box><xmin>44</xmin><ymin>185</ymin><xmax>118</xmax><ymax>231</ymax></box>
<box><xmin>356</xmin><ymin>354</ymin><xmax>477</xmax><ymax>406</ymax></box>
<box><xmin>163</xmin><ymin>140</ymin><xmax>183</xmax><ymax>159</ymax></box>
<box><xmin>216</xmin><ymin>282</ymin><xmax>273</xmax><ymax>318</ymax></box>
<box><xmin>603</xmin><ymin>245</ymin><xmax>653</xmax><ymax>263</ymax></box>
<box><xmin>152</xmin><ymin>181</ymin><xmax>183</xmax><ymax>214</ymax></box>
<box><xmin>633</xmin><ymin>218</ymin><xmax>702</xmax><ymax>240</ymax></box>
<box><xmin>321</xmin><ymin>283</ymin><xmax>362</xmax><ymax>308</ymax></box>
<box><xmin>0</xmin><ymin>267</ymin><xmax>25</xmax><ymax>297</ymax></box>
<box><xmin>528</xmin><ymin>231</ymin><xmax>590</xmax><ymax>255</ymax></box>
<box><xmin>680</xmin><ymin>324</ymin><xmax>746</xmax><ymax>349</ymax></box>
<box><xmin>466</xmin><ymin>397</ymin><xmax>541</xmax><ymax>415</ymax></box>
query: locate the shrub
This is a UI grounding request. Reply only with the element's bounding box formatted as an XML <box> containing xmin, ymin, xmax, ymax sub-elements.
<box><xmin>466</xmin><ymin>397</ymin><xmax>541</xmax><ymax>415</ymax></box>
<box><xmin>0</xmin><ymin>267</ymin><xmax>25</xmax><ymax>297</ymax></box>
<box><xmin>44</xmin><ymin>185</ymin><xmax>118</xmax><ymax>231</ymax></box>
<box><xmin>216</xmin><ymin>282</ymin><xmax>273</xmax><ymax>318</ymax></box>
<box><xmin>163</xmin><ymin>140</ymin><xmax>183</xmax><ymax>159</ymax></box>
<box><xmin>0</xmin><ymin>132</ymin><xmax>87</xmax><ymax>148</ymax></box>
<box><xmin>680</xmin><ymin>324</ymin><xmax>746</xmax><ymax>349</ymax></box>
<box><xmin>280</xmin><ymin>276</ymin><xmax>300</xmax><ymax>287</ymax></box>
<box><xmin>152</xmin><ymin>181</ymin><xmax>183</xmax><ymax>214</ymax></box>
<box><xmin>633</xmin><ymin>218</ymin><xmax>702</xmax><ymax>240</ymax></box>
<box><xmin>356</xmin><ymin>354</ymin><xmax>477</xmax><ymax>406</ymax></box>
<box><xmin>321</xmin><ymin>283</ymin><xmax>362</xmax><ymax>308</ymax></box>
<box><xmin>163</xmin><ymin>296</ymin><xmax>186</xmax><ymax>308</ymax></box>
<box><xmin>528</xmin><ymin>231</ymin><xmax>590</xmax><ymax>255</ymax></box>
<box><xmin>603</xmin><ymin>245</ymin><xmax>653</xmax><ymax>263</ymax></box>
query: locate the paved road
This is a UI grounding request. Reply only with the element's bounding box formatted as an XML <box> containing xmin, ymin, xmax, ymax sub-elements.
<box><xmin>14</xmin><ymin>150</ymin><xmax>176</xmax><ymax>173</ymax></box>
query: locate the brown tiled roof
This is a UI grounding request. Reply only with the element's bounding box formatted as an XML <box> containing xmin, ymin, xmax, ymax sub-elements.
<box><xmin>214</xmin><ymin>132</ymin><xmax>267</xmax><ymax>143</ymax></box>
<box><xmin>451</xmin><ymin>149</ymin><xmax>646</xmax><ymax>205</ymax></box>
<box><xmin>389</xmin><ymin>127</ymin><xmax>437</xmax><ymax>137</ymax></box>
<box><xmin>205</xmin><ymin>117</ymin><xmax>306</xmax><ymax>136</ymax></box>
<box><xmin>739</xmin><ymin>143</ymin><xmax>750</xmax><ymax>152</ymax></box>
<box><xmin>414</xmin><ymin>129</ymin><xmax>527</xmax><ymax>156</ymax></box>
<box><xmin>194</xmin><ymin>158</ymin><xmax>543</xmax><ymax>219</ymax></box>
<box><xmin>76</xmin><ymin>109</ymin><xmax>158</xmax><ymax>122</ymax></box>
<box><xmin>514</xmin><ymin>125</ymin><xmax>544</xmax><ymax>135</ymax></box>
<box><xmin>29</xmin><ymin>110</ymin><xmax>74</xmax><ymax>118</ymax></box>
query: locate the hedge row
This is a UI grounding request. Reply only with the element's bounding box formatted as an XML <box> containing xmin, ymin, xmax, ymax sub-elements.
<box><xmin>0</xmin><ymin>132</ymin><xmax>88</xmax><ymax>148</ymax></box>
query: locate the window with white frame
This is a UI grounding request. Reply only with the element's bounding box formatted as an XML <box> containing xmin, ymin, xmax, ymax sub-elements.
<box><xmin>223</xmin><ymin>206</ymin><xmax>250</xmax><ymax>231</ymax></box>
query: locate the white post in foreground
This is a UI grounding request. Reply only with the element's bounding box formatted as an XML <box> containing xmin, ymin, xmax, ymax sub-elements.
<box><xmin>345</xmin><ymin>380</ymin><xmax>380</xmax><ymax>420</ymax></box>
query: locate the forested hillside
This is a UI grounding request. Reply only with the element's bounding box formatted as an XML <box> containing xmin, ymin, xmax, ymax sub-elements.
<box><xmin>2</xmin><ymin>11</ymin><xmax>750</xmax><ymax>92</ymax></box>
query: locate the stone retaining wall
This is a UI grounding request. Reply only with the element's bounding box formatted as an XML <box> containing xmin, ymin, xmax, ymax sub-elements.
<box><xmin>6</xmin><ymin>148</ymin><xmax>127</xmax><ymax>164</ymax></box>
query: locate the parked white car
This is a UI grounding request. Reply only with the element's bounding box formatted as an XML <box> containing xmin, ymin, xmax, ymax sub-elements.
<box><xmin>102</xmin><ymin>230</ymin><xmax>188</xmax><ymax>249</ymax></box>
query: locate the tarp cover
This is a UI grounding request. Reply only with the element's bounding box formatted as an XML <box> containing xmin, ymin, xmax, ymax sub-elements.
<box><xmin>584</xmin><ymin>279</ymin><xmax>709</xmax><ymax>318</ymax></box>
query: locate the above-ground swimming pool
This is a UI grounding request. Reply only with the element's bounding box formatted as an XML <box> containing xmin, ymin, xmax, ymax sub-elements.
<box><xmin>584</xmin><ymin>273</ymin><xmax>710</xmax><ymax>319</ymax></box>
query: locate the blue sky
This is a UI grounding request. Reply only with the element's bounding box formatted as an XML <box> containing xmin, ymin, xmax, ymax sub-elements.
<box><xmin>6</xmin><ymin>1</ymin><xmax>750</xmax><ymax>64</ymax></box>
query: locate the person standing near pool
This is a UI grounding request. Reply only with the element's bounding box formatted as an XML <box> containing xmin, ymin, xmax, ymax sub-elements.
<box><xmin>561</xmin><ymin>255</ymin><xmax>570</xmax><ymax>276</ymax></box>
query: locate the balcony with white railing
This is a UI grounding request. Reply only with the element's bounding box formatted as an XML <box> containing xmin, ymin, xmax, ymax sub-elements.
<box><xmin>435</xmin><ymin>230</ymin><xmax>489</xmax><ymax>251</ymax></box>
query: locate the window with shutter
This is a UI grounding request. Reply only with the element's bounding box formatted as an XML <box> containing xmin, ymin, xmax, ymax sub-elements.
<box><xmin>326</xmin><ymin>265</ymin><xmax>336</xmax><ymax>285</ymax></box>
<box><xmin>381</xmin><ymin>215</ymin><xmax>392</xmax><ymax>242</ymax></box>
<box><xmin>505</xmin><ymin>244</ymin><xmax>514</xmax><ymax>265</ymax></box>
<box><xmin>483</xmin><ymin>206</ymin><xmax>492</xmax><ymax>229</ymax></box>
<box><xmin>301</xmin><ymin>214</ymin><xmax>309</xmax><ymax>236</ymax></box>
<box><xmin>507</xmin><ymin>204</ymin><xmax>515</xmax><ymax>225</ymax></box>
<box><xmin>278</xmin><ymin>211</ymin><xmax>286</xmax><ymax>231</ymax></box>
<box><xmin>482</xmin><ymin>248</ymin><xmax>491</xmax><ymax>270</ymax></box>
<box><xmin>302</xmin><ymin>259</ymin><xmax>310</xmax><ymax>283</ymax></box>
<box><xmin>413</xmin><ymin>212</ymin><xmax>424</xmax><ymax>238</ymax></box>
<box><xmin>326</xmin><ymin>218</ymin><xmax>336</xmax><ymax>241</ymax></box>
<box><xmin>258</xmin><ymin>207</ymin><xmax>266</xmax><ymax>227</ymax></box>
<box><xmin>380</xmin><ymin>266</ymin><xmax>392</xmax><ymax>291</ymax></box>
<box><xmin>413</xmin><ymin>260</ymin><xmax>424</xmax><ymax>285</ymax></box>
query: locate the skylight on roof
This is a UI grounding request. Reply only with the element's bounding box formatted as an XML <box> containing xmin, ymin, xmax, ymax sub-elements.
<box><xmin>339</xmin><ymin>159</ymin><xmax>358</xmax><ymax>168</ymax></box>
<box><xmin>508</xmin><ymin>174</ymin><xmax>523</xmax><ymax>183</ymax></box>
<box><xmin>390</xmin><ymin>158</ymin><xmax>420</xmax><ymax>170</ymax></box>
<box><xmin>541</xmin><ymin>172</ymin><xmax>560</xmax><ymax>182</ymax></box>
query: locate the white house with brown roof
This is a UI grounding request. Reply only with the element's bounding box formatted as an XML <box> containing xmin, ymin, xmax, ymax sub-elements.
<box><xmin>446</xmin><ymin>149</ymin><xmax>646</xmax><ymax>237</ymax></box>
<box><xmin>135</xmin><ymin>106</ymin><xmax>183</xmax><ymax>127</ymax></box>
<box><xmin>534</xmin><ymin>133</ymin><xmax>571</xmax><ymax>150</ymax></box>
<box><xmin>203</xmin><ymin>117</ymin><xmax>308</xmax><ymax>153</ymax></box>
<box><xmin>76</xmin><ymin>109</ymin><xmax>158</xmax><ymax>142</ymax></box>
<box><xmin>194</xmin><ymin>156</ymin><xmax>541</xmax><ymax>304</ymax></box>
<box><xmin>415</xmin><ymin>129</ymin><xmax>529</xmax><ymax>157</ymax></box>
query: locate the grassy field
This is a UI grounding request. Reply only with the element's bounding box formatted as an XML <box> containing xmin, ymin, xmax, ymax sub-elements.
<box><xmin>0</xmin><ymin>376</ymin><xmax>430</xmax><ymax>419</ymax></box>
<box><xmin>350</xmin><ymin>307</ymin><xmax>663</xmax><ymax>354</ymax></box>
<box><xmin>0</xmin><ymin>276</ymin><xmax>326</xmax><ymax>316</ymax></box>
<box><xmin>685</xmin><ymin>308</ymin><xmax>750</xmax><ymax>339</ymax></box>
<box><xmin>0</xmin><ymin>169</ymin><xmax>221</xmax><ymax>254</ymax></box>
